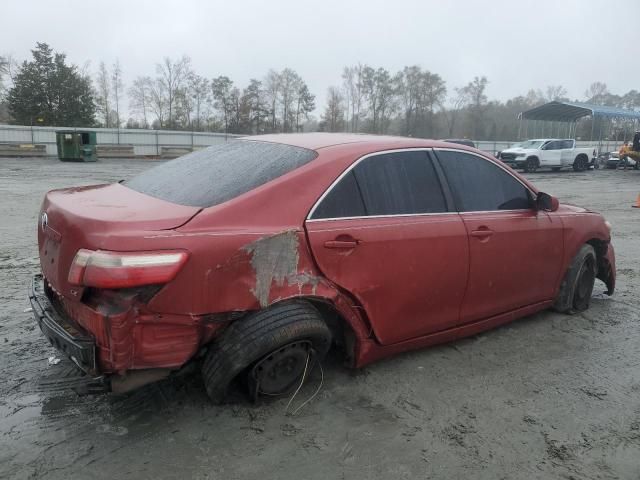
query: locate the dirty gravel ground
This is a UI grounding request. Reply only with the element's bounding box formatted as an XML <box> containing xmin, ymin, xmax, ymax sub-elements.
<box><xmin>1</xmin><ymin>157</ymin><xmax>640</xmax><ymax>480</ymax></box>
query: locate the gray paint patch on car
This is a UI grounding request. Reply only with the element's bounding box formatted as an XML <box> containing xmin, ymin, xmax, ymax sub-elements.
<box><xmin>242</xmin><ymin>230</ymin><xmax>300</xmax><ymax>307</ymax></box>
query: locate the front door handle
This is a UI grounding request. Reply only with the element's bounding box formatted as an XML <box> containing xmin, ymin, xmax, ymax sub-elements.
<box><xmin>470</xmin><ymin>228</ymin><xmax>494</xmax><ymax>239</ymax></box>
<box><xmin>324</xmin><ymin>240</ymin><xmax>359</xmax><ymax>249</ymax></box>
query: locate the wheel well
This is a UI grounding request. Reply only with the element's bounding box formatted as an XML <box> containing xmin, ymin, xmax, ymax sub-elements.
<box><xmin>586</xmin><ymin>238</ymin><xmax>608</xmax><ymax>274</ymax></box>
<box><xmin>527</xmin><ymin>156</ymin><xmax>539</xmax><ymax>163</ymax></box>
<box><xmin>587</xmin><ymin>238</ymin><xmax>606</xmax><ymax>257</ymax></box>
<box><xmin>304</xmin><ymin>298</ymin><xmax>358</xmax><ymax>366</ymax></box>
<box><xmin>575</xmin><ymin>153</ymin><xmax>588</xmax><ymax>162</ymax></box>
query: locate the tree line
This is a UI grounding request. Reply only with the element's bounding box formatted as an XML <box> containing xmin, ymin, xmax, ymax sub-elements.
<box><xmin>2</xmin><ymin>43</ymin><xmax>640</xmax><ymax>141</ymax></box>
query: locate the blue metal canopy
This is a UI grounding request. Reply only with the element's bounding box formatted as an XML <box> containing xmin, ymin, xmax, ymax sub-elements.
<box><xmin>521</xmin><ymin>101</ymin><xmax>640</xmax><ymax>121</ymax></box>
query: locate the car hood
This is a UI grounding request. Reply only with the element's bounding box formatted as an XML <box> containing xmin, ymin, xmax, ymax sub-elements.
<box><xmin>501</xmin><ymin>147</ymin><xmax>539</xmax><ymax>155</ymax></box>
<box><xmin>558</xmin><ymin>203</ymin><xmax>595</xmax><ymax>214</ymax></box>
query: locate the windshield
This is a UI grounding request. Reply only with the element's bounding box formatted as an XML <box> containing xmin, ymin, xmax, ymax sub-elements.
<box><xmin>513</xmin><ymin>140</ymin><xmax>544</xmax><ymax>149</ymax></box>
<box><xmin>126</xmin><ymin>140</ymin><xmax>317</xmax><ymax>208</ymax></box>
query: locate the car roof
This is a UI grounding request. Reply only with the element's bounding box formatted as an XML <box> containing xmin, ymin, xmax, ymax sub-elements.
<box><xmin>242</xmin><ymin>133</ymin><xmax>461</xmax><ymax>151</ymax></box>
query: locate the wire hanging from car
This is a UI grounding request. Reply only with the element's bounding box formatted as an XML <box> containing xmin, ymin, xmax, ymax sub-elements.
<box><xmin>284</xmin><ymin>351</ymin><xmax>324</xmax><ymax>416</ymax></box>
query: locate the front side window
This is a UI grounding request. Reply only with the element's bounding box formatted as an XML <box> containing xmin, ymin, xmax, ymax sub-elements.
<box><xmin>310</xmin><ymin>150</ymin><xmax>447</xmax><ymax>219</ymax></box>
<box><xmin>436</xmin><ymin>150</ymin><xmax>532</xmax><ymax>212</ymax></box>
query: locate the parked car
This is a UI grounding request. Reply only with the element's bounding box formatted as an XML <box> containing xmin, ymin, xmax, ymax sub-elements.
<box><xmin>441</xmin><ymin>138</ymin><xmax>475</xmax><ymax>148</ymax></box>
<box><xmin>30</xmin><ymin>134</ymin><xmax>616</xmax><ymax>403</ymax></box>
<box><xmin>605</xmin><ymin>151</ymin><xmax>638</xmax><ymax>170</ymax></box>
<box><xmin>499</xmin><ymin>139</ymin><xmax>597</xmax><ymax>172</ymax></box>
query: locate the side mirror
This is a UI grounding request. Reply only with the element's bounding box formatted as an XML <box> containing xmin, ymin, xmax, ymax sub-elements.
<box><xmin>536</xmin><ymin>192</ymin><xmax>559</xmax><ymax>212</ymax></box>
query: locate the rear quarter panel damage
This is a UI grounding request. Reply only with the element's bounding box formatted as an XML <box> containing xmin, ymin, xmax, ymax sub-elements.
<box><xmin>145</xmin><ymin>229</ymin><xmax>372</xmax><ymax>348</ymax></box>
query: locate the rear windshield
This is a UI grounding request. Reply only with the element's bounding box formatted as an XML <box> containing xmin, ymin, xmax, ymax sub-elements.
<box><xmin>125</xmin><ymin>140</ymin><xmax>317</xmax><ymax>207</ymax></box>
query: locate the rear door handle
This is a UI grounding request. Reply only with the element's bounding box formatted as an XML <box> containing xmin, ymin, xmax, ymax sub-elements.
<box><xmin>324</xmin><ymin>240</ymin><xmax>359</xmax><ymax>249</ymax></box>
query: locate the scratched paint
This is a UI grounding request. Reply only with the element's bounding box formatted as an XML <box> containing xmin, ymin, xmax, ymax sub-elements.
<box><xmin>242</xmin><ymin>230</ymin><xmax>300</xmax><ymax>307</ymax></box>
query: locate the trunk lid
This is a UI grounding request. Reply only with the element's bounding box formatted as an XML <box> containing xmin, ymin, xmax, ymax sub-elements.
<box><xmin>38</xmin><ymin>183</ymin><xmax>201</xmax><ymax>296</ymax></box>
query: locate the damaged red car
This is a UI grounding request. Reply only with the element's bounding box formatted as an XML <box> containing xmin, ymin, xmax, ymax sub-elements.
<box><xmin>30</xmin><ymin>134</ymin><xmax>616</xmax><ymax>402</ymax></box>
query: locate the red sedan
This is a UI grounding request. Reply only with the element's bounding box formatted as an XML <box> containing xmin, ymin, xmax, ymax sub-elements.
<box><xmin>30</xmin><ymin>134</ymin><xmax>615</xmax><ymax>402</ymax></box>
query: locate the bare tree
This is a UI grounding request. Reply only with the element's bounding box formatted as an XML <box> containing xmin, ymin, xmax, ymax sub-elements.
<box><xmin>459</xmin><ymin>76</ymin><xmax>489</xmax><ymax>139</ymax></box>
<box><xmin>362</xmin><ymin>67</ymin><xmax>395</xmax><ymax>134</ymax></box>
<box><xmin>444</xmin><ymin>88</ymin><xmax>468</xmax><ymax>138</ymax></box>
<box><xmin>294</xmin><ymin>82</ymin><xmax>315</xmax><ymax>132</ymax></box>
<box><xmin>129</xmin><ymin>76</ymin><xmax>151</xmax><ymax>128</ymax></box>
<box><xmin>156</xmin><ymin>55</ymin><xmax>192</xmax><ymax>129</ymax></box>
<box><xmin>419</xmin><ymin>71</ymin><xmax>446</xmax><ymax>137</ymax></box>
<box><xmin>342</xmin><ymin>64</ymin><xmax>366</xmax><ymax>132</ymax></box>
<box><xmin>188</xmin><ymin>74</ymin><xmax>209</xmax><ymax>131</ymax></box>
<box><xmin>322</xmin><ymin>86</ymin><xmax>345</xmax><ymax>132</ymax></box>
<box><xmin>211</xmin><ymin>76</ymin><xmax>235</xmax><ymax>134</ymax></box>
<box><xmin>0</xmin><ymin>55</ymin><xmax>8</xmax><ymax>96</ymax></box>
<box><xmin>264</xmin><ymin>70</ymin><xmax>281</xmax><ymax>132</ymax></box>
<box><xmin>279</xmin><ymin>68</ymin><xmax>302</xmax><ymax>132</ymax></box>
<box><xmin>545</xmin><ymin>85</ymin><xmax>567</xmax><ymax>102</ymax></box>
<box><xmin>111</xmin><ymin>60</ymin><xmax>123</xmax><ymax>128</ymax></box>
<box><xmin>95</xmin><ymin>61</ymin><xmax>111</xmax><ymax>127</ymax></box>
<box><xmin>584</xmin><ymin>82</ymin><xmax>610</xmax><ymax>105</ymax></box>
<box><xmin>395</xmin><ymin>65</ymin><xmax>421</xmax><ymax>136</ymax></box>
<box><xmin>147</xmin><ymin>78</ymin><xmax>167</xmax><ymax>128</ymax></box>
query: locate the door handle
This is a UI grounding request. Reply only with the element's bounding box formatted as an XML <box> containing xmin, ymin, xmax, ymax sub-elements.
<box><xmin>470</xmin><ymin>228</ymin><xmax>494</xmax><ymax>238</ymax></box>
<box><xmin>324</xmin><ymin>240</ymin><xmax>359</xmax><ymax>249</ymax></box>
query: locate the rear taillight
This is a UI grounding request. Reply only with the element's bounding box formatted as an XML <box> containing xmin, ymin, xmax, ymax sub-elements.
<box><xmin>68</xmin><ymin>249</ymin><xmax>188</xmax><ymax>289</ymax></box>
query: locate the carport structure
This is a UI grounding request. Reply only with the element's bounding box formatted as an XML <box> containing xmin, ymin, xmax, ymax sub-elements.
<box><xmin>519</xmin><ymin>101</ymin><xmax>640</xmax><ymax>153</ymax></box>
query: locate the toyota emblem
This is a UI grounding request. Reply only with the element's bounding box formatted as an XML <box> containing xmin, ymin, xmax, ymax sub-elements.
<box><xmin>40</xmin><ymin>212</ymin><xmax>48</xmax><ymax>232</ymax></box>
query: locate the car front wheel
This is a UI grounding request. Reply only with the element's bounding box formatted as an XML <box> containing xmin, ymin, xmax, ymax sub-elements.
<box><xmin>524</xmin><ymin>157</ymin><xmax>538</xmax><ymax>173</ymax></box>
<box><xmin>573</xmin><ymin>156</ymin><xmax>588</xmax><ymax>171</ymax></box>
<box><xmin>553</xmin><ymin>244</ymin><xmax>597</xmax><ymax>314</ymax></box>
<box><xmin>201</xmin><ymin>301</ymin><xmax>332</xmax><ymax>404</ymax></box>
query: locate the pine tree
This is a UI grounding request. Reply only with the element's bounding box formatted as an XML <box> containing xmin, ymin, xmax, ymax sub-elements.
<box><xmin>7</xmin><ymin>43</ymin><xmax>96</xmax><ymax>126</ymax></box>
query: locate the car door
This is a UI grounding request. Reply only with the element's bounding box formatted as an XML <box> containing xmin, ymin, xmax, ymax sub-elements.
<box><xmin>305</xmin><ymin>149</ymin><xmax>469</xmax><ymax>345</ymax></box>
<box><xmin>560</xmin><ymin>139</ymin><xmax>575</xmax><ymax>165</ymax></box>
<box><xmin>540</xmin><ymin>140</ymin><xmax>562</xmax><ymax>166</ymax></box>
<box><xmin>434</xmin><ymin>149</ymin><xmax>564</xmax><ymax>324</ymax></box>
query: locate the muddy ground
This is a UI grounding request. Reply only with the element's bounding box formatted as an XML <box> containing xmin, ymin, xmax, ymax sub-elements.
<box><xmin>1</xmin><ymin>156</ymin><xmax>640</xmax><ymax>480</ymax></box>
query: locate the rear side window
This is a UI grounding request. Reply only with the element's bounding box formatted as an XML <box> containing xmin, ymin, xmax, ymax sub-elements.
<box><xmin>310</xmin><ymin>150</ymin><xmax>447</xmax><ymax>219</ymax></box>
<box><xmin>311</xmin><ymin>171</ymin><xmax>366</xmax><ymax>219</ymax></box>
<box><xmin>436</xmin><ymin>150</ymin><xmax>531</xmax><ymax>211</ymax></box>
<box><xmin>126</xmin><ymin>140</ymin><xmax>317</xmax><ymax>207</ymax></box>
<box><xmin>354</xmin><ymin>151</ymin><xmax>447</xmax><ymax>215</ymax></box>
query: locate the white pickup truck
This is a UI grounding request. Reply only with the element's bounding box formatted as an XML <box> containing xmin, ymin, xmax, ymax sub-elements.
<box><xmin>498</xmin><ymin>139</ymin><xmax>597</xmax><ymax>172</ymax></box>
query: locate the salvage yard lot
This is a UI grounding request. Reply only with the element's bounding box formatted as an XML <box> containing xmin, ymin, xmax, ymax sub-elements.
<box><xmin>1</xmin><ymin>156</ymin><xmax>640</xmax><ymax>479</ymax></box>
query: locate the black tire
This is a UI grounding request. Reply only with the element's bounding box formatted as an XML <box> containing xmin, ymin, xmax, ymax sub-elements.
<box><xmin>553</xmin><ymin>244</ymin><xmax>597</xmax><ymax>314</ymax></box>
<box><xmin>201</xmin><ymin>301</ymin><xmax>332</xmax><ymax>404</ymax></box>
<box><xmin>524</xmin><ymin>157</ymin><xmax>538</xmax><ymax>173</ymax></box>
<box><xmin>573</xmin><ymin>155</ymin><xmax>587</xmax><ymax>172</ymax></box>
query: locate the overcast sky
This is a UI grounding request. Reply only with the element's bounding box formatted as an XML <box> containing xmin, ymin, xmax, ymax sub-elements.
<box><xmin>3</xmin><ymin>0</ymin><xmax>639</xmax><ymax>116</ymax></box>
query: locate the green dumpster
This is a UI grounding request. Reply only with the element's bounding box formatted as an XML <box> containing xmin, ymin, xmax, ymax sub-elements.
<box><xmin>55</xmin><ymin>130</ymin><xmax>98</xmax><ymax>162</ymax></box>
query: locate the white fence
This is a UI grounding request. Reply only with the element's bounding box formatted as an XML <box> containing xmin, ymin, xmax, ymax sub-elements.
<box><xmin>0</xmin><ymin>124</ymin><xmax>622</xmax><ymax>157</ymax></box>
<box><xmin>0</xmin><ymin>124</ymin><xmax>239</xmax><ymax>156</ymax></box>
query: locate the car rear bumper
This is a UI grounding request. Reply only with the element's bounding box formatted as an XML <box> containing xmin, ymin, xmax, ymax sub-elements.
<box><xmin>29</xmin><ymin>274</ymin><xmax>98</xmax><ymax>374</ymax></box>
